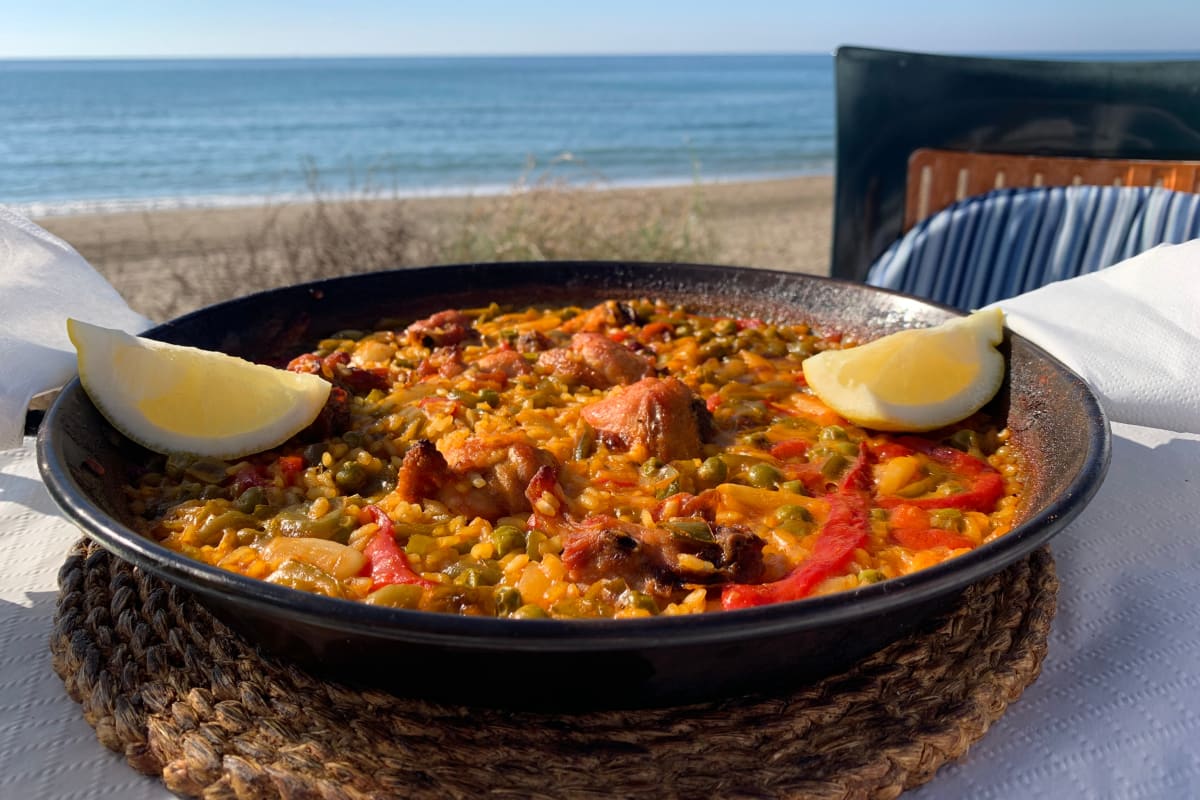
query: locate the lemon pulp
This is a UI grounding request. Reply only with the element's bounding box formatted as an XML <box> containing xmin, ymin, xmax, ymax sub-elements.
<box><xmin>68</xmin><ymin>319</ymin><xmax>331</xmax><ymax>458</ymax></box>
<box><xmin>802</xmin><ymin>309</ymin><xmax>1005</xmax><ymax>432</ymax></box>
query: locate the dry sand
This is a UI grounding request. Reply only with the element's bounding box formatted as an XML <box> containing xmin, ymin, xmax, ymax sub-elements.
<box><xmin>37</xmin><ymin>175</ymin><xmax>833</xmax><ymax>322</ymax></box>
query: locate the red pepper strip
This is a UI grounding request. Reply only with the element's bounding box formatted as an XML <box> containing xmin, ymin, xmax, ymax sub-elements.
<box><xmin>721</xmin><ymin>493</ymin><xmax>870</xmax><ymax>610</ymax></box>
<box><xmin>877</xmin><ymin>436</ymin><xmax>1005</xmax><ymax>513</ymax></box>
<box><xmin>362</xmin><ymin>505</ymin><xmax>431</xmax><ymax>588</ymax></box>
<box><xmin>277</xmin><ymin>455</ymin><xmax>305</xmax><ymax>487</ymax></box>
<box><xmin>736</xmin><ymin>317</ymin><xmax>765</xmax><ymax>330</ymax></box>
<box><xmin>706</xmin><ymin>393</ymin><xmax>723</xmax><ymax>413</ymax></box>
<box><xmin>839</xmin><ymin>442</ymin><xmax>873</xmax><ymax>493</ymax></box>
<box><xmin>888</xmin><ymin>503</ymin><xmax>975</xmax><ymax>550</ymax></box>
<box><xmin>229</xmin><ymin>463</ymin><xmax>269</xmax><ymax>495</ymax></box>
<box><xmin>638</xmin><ymin>321</ymin><xmax>672</xmax><ymax>343</ymax></box>
<box><xmin>769</xmin><ymin>439</ymin><xmax>810</xmax><ymax>460</ymax></box>
<box><xmin>893</xmin><ymin>527</ymin><xmax>975</xmax><ymax>550</ymax></box>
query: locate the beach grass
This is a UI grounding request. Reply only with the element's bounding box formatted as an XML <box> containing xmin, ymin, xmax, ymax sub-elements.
<box><xmin>38</xmin><ymin>174</ymin><xmax>832</xmax><ymax>322</ymax></box>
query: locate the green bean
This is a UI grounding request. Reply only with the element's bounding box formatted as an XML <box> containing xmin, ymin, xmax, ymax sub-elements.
<box><xmin>404</xmin><ymin>533</ymin><xmax>436</xmax><ymax>555</ymax></box>
<box><xmin>664</xmin><ymin>519</ymin><xmax>715</xmax><ymax>542</ymax></box>
<box><xmin>574</xmin><ymin>423</ymin><xmax>596</xmax><ymax>460</ymax></box>
<box><xmin>949</xmin><ymin>429</ymin><xmax>980</xmax><ymax>453</ymax></box>
<box><xmin>525</xmin><ymin>529</ymin><xmax>548</xmax><ymax>561</ymax></box>
<box><xmin>713</xmin><ymin>319</ymin><xmax>738</xmax><ymax>336</ymax></box>
<box><xmin>820</xmin><ymin>453</ymin><xmax>848</xmax><ymax>479</ymax></box>
<box><xmin>447</xmin><ymin>388</ymin><xmax>480</xmax><ymax>407</ymax></box>
<box><xmin>655</xmin><ymin>479</ymin><xmax>682</xmax><ymax>500</ymax></box>
<box><xmin>747</xmin><ymin>463</ymin><xmax>782</xmax><ymax>489</ymax></box>
<box><xmin>478</xmin><ymin>388</ymin><xmax>500</xmax><ymax>408</ymax></box>
<box><xmin>619</xmin><ymin>590</ymin><xmax>659</xmax><ymax>615</ymax></box>
<box><xmin>930</xmin><ymin>508</ymin><xmax>964</xmax><ymax>531</ymax></box>
<box><xmin>234</xmin><ymin>486</ymin><xmax>266</xmax><ymax>514</ymax></box>
<box><xmin>365</xmin><ymin>584</ymin><xmax>424</xmax><ymax>608</ymax></box>
<box><xmin>341</xmin><ymin>430</ymin><xmax>365</xmax><ymax>449</ymax></box>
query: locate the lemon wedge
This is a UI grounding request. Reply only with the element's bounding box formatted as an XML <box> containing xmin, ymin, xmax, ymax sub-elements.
<box><xmin>802</xmin><ymin>308</ymin><xmax>1005</xmax><ymax>432</ymax></box>
<box><xmin>67</xmin><ymin>318</ymin><xmax>331</xmax><ymax>458</ymax></box>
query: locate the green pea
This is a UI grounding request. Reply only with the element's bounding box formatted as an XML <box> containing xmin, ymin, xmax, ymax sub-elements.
<box><xmin>779</xmin><ymin>519</ymin><xmax>812</xmax><ymax>537</ymax></box>
<box><xmin>334</xmin><ymin>461</ymin><xmax>367</xmax><ymax>491</ymax></box>
<box><xmin>780</xmin><ymin>480</ymin><xmax>809</xmax><ymax>496</ymax></box>
<box><xmin>819</xmin><ymin>425</ymin><xmax>848</xmax><ymax>442</ymax></box>
<box><xmin>747</xmin><ymin>463</ymin><xmax>782</xmax><ymax>489</ymax></box>
<box><xmin>640</xmin><ymin>457</ymin><xmax>664</xmax><ymax>477</ymax></box>
<box><xmin>858</xmin><ymin>569</ymin><xmax>886</xmax><ymax>586</ymax></box>
<box><xmin>494</xmin><ymin>587</ymin><xmax>522</xmax><ymax>616</ymax></box>
<box><xmin>775</xmin><ymin>504</ymin><xmax>812</xmax><ymax>523</ymax></box>
<box><xmin>512</xmin><ymin>604</ymin><xmax>549</xmax><ymax>619</ymax></box>
<box><xmin>714</xmin><ymin>319</ymin><xmax>738</xmax><ymax>336</ymax></box>
<box><xmin>697</xmin><ymin>456</ymin><xmax>728</xmax><ymax>485</ymax></box>
<box><xmin>491</xmin><ymin>525</ymin><xmax>526</xmax><ymax>558</ymax></box>
<box><xmin>234</xmin><ymin>485</ymin><xmax>266</xmax><ymax>514</ymax></box>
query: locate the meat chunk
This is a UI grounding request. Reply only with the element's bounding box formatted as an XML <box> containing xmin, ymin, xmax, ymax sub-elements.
<box><xmin>537</xmin><ymin>332</ymin><xmax>654</xmax><ymax>390</ymax></box>
<box><xmin>559</xmin><ymin>516</ymin><xmax>765</xmax><ymax>602</ymax></box>
<box><xmin>395</xmin><ymin>436</ymin><xmax>557</xmax><ymax>519</ymax></box>
<box><xmin>472</xmin><ymin>349</ymin><xmax>531</xmax><ymax>381</ymax></box>
<box><xmin>287</xmin><ymin>350</ymin><xmax>390</xmax><ymax>394</ymax></box>
<box><xmin>581</xmin><ymin>377</ymin><xmax>706</xmax><ymax>461</ymax></box>
<box><xmin>293</xmin><ymin>386</ymin><xmax>351</xmax><ymax>442</ymax></box>
<box><xmin>562</xmin><ymin>300</ymin><xmax>639</xmax><ymax>333</ymax></box>
<box><xmin>404</xmin><ymin>309</ymin><xmax>475</xmax><ymax>348</ymax></box>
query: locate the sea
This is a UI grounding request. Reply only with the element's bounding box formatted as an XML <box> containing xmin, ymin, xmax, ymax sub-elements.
<box><xmin>0</xmin><ymin>54</ymin><xmax>835</xmax><ymax>217</ymax></box>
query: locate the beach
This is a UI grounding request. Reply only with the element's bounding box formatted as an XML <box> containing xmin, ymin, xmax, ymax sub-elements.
<box><xmin>37</xmin><ymin>175</ymin><xmax>834</xmax><ymax>322</ymax></box>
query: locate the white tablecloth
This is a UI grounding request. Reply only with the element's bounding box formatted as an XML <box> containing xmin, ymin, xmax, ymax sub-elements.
<box><xmin>3</xmin><ymin>422</ymin><xmax>1200</xmax><ymax>799</ymax></box>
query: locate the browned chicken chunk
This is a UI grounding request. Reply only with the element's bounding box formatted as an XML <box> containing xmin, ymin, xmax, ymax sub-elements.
<box><xmin>581</xmin><ymin>376</ymin><xmax>706</xmax><ymax>461</ymax></box>
<box><xmin>537</xmin><ymin>332</ymin><xmax>654</xmax><ymax>389</ymax></box>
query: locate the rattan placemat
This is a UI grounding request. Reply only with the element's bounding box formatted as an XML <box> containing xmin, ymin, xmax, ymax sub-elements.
<box><xmin>51</xmin><ymin>538</ymin><xmax>1056</xmax><ymax>800</ymax></box>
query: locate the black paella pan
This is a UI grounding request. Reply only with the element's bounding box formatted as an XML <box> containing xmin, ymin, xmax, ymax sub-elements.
<box><xmin>37</xmin><ymin>262</ymin><xmax>1110</xmax><ymax>707</ymax></box>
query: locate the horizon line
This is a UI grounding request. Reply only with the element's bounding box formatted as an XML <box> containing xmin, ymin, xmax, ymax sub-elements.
<box><xmin>3</xmin><ymin>48</ymin><xmax>1200</xmax><ymax>62</ymax></box>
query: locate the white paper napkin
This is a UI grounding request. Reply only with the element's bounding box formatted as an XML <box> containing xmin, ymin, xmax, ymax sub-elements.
<box><xmin>990</xmin><ymin>239</ymin><xmax>1200</xmax><ymax>435</ymax></box>
<box><xmin>0</xmin><ymin>206</ymin><xmax>152</xmax><ymax>451</ymax></box>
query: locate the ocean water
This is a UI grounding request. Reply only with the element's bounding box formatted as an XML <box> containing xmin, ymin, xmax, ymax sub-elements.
<box><xmin>0</xmin><ymin>55</ymin><xmax>834</xmax><ymax>216</ymax></box>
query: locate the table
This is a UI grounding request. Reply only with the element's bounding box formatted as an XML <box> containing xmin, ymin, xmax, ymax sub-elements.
<box><xmin>3</xmin><ymin>423</ymin><xmax>1199</xmax><ymax>799</ymax></box>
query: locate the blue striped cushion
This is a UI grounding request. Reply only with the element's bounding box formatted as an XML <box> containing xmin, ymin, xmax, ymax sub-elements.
<box><xmin>866</xmin><ymin>185</ymin><xmax>1200</xmax><ymax>309</ymax></box>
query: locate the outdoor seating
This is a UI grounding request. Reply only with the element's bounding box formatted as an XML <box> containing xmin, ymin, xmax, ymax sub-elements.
<box><xmin>832</xmin><ymin>46</ymin><xmax>1200</xmax><ymax>298</ymax></box>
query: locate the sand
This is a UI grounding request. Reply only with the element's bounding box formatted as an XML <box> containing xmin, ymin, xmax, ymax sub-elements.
<box><xmin>36</xmin><ymin>175</ymin><xmax>833</xmax><ymax>322</ymax></box>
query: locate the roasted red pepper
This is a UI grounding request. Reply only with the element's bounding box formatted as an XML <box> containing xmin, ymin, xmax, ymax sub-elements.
<box><xmin>887</xmin><ymin>503</ymin><xmax>975</xmax><ymax>550</ymax></box>
<box><xmin>721</xmin><ymin>493</ymin><xmax>870</xmax><ymax>610</ymax></box>
<box><xmin>362</xmin><ymin>505</ymin><xmax>430</xmax><ymax>588</ymax></box>
<box><xmin>876</xmin><ymin>436</ymin><xmax>1005</xmax><ymax>513</ymax></box>
<box><xmin>769</xmin><ymin>439</ymin><xmax>810</xmax><ymax>460</ymax></box>
<box><xmin>276</xmin><ymin>455</ymin><xmax>305</xmax><ymax>487</ymax></box>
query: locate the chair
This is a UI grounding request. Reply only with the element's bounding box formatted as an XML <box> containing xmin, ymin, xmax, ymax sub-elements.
<box><xmin>866</xmin><ymin>184</ymin><xmax>1200</xmax><ymax>309</ymax></box>
<box><xmin>832</xmin><ymin>47</ymin><xmax>1200</xmax><ymax>294</ymax></box>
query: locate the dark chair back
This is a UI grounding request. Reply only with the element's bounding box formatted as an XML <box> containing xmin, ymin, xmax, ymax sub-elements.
<box><xmin>833</xmin><ymin>47</ymin><xmax>1200</xmax><ymax>283</ymax></box>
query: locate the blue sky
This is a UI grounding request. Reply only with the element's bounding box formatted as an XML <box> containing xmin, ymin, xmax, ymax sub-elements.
<box><xmin>3</xmin><ymin>0</ymin><xmax>1199</xmax><ymax>58</ymax></box>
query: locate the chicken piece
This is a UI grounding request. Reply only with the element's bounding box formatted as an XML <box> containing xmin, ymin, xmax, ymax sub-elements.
<box><xmin>581</xmin><ymin>377</ymin><xmax>707</xmax><ymax>461</ymax></box>
<box><xmin>472</xmin><ymin>349</ymin><xmax>531</xmax><ymax>381</ymax></box>
<box><xmin>287</xmin><ymin>350</ymin><xmax>390</xmax><ymax>394</ymax></box>
<box><xmin>415</xmin><ymin>346</ymin><xmax>465</xmax><ymax>379</ymax></box>
<box><xmin>395</xmin><ymin>436</ymin><xmax>557</xmax><ymax>520</ymax></box>
<box><xmin>557</xmin><ymin>516</ymin><xmax>765</xmax><ymax>603</ymax></box>
<box><xmin>404</xmin><ymin>309</ymin><xmax>475</xmax><ymax>347</ymax></box>
<box><xmin>537</xmin><ymin>332</ymin><xmax>654</xmax><ymax>390</ymax></box>
<box><xmin>562</xmin><ymin>300</ymin><xmax>639</xmax><ymax>333</ymax></box>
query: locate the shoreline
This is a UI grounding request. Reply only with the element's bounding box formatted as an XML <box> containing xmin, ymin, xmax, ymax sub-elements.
<box><xmin>18</xmin><ymin>169</ymin><xmax>834</xmax><ymax>220</ymax></box>
<box><xmin>35</xmin><ymin>174</ymin><xmax>834</xmax><ymax>322</ymax></box>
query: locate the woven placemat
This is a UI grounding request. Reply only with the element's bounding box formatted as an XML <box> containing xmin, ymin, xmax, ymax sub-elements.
<box><xmin>51</xmin><ymin>538</ymin><xmax>1057</xmax><ymax>800</ymax></box>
